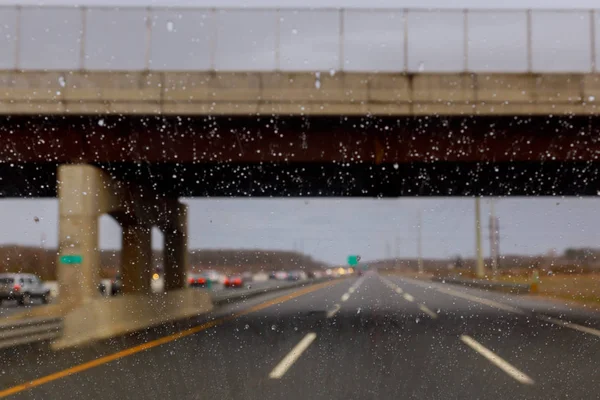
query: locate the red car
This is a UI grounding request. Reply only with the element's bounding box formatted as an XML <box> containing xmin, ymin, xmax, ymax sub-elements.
<box><xmin>188</xmin><ymin>274</ymin><xmax>208</xmax><ymax>288</ymax></box>
<box><xmin>224</xmin><ymin>276</ymin><xmax>243</xmax><ymax>288</ymax></box>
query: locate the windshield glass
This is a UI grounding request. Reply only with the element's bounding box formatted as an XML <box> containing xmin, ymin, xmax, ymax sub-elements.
<box><xmin>1</xmin><ymin>1</ymin><xmax>600</xmax><ymax>400</ymax></box>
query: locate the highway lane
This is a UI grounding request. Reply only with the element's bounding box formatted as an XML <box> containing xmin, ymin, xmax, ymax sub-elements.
<box><xmin>1</xmin><ymin>272</ymin><xmax>600</xmax><ymax>399</ymax></box>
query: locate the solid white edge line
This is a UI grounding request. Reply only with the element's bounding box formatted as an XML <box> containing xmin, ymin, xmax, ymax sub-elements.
<box><xmin>403</xmin><ymin>293</ymin><xmax>414</xmax><ymax>302</ymax></box>
<box><xmin>341</xmin><ymin>293</ymin><xmax>350</xmax><ymax>302</ymax></box>
<box><xmin>540</xmin><ymin>316</ymin><xmax>600</xmax><ymax>337</ymax></box>
<box><xmin>440</xmin><ymin>287</ymin><xmax>524</xmax><ymax>314</ymax></box>
<box><xmin>419</xmin><ymin>304</ymin><xmax>438</xmax><ymax>319</ymax></box>
<box><xmin>269</xmin><ymin>333</ymin><xmax>317</xmax><ymax>379</ymax></box>
<box><xmin>398</xmin><ymin>276</ymin><xmax>525</xmax><ymax>315</ymax></box>
<box><xmin>326</xmin><ymin>304</ymin><xmax>341</xmax><ymax>318</ymax></box>
<box><xmin>460</xmin><ymin>335</ymin><xmax>534</xmax><ymax>385</ymax></box>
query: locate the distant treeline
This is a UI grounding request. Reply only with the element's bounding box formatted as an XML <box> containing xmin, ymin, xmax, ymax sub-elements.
<box><xmin>0</xmin><ymin>246</ymin><xmax>328</xmax><ymax>280</ymax></box>
<box><xmin>372</xmin><ymin>248</ymin><xmax>600</xmax><ymax>275</ymax></box>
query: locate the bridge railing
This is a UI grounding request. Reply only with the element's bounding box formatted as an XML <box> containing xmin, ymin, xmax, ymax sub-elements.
<box><xmin>0</xmin><ymin>6</ymin><xmax>598</xmax><ymax>73</ymax></box>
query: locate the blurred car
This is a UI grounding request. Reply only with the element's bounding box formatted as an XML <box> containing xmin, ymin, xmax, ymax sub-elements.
<box><xmin>204</xmin><ymin>270</ymin><xmax>222</xmax><ymax>284</ymax></box>
<box><xmin>99</xmin><ymin>274</ymin><xmax>122</xmax><ymax>296</ymax></box>
<box><xmin>241</xmin><ymin>271</ymin><xmax>253</xmax><ymax>282</ymax></box>
<box><xmin>224</xmin><ymin>275</ymin><xmax>243</xmax><ymax>288</ymax></box>
<box><xmin>287</xmin><ymin>271</ymin><xmax>308</xmax><ymax>281</ymax></box>
<box><xmin>274</xmin><ymin>271</ymin><xmax>288</xmax><ymax>280</ymax></box>
<box><xmin>188</xmin><ymin>273</ymin><xmax>208</xmax><ymax>288</ymax></box>
<box><xmin>307</xmin><ymin>270</ymin><xmax>324</xmax><ymax>279</ymax></box>
<box><xmin>0</xmin><ymin>273</ymin><xmax>51</xmax><ymax>305</ymax></box>
<box><xmin>253</xmin><ymin>271</ymin><xmax>269</xmax><ymax>282</ymax></box>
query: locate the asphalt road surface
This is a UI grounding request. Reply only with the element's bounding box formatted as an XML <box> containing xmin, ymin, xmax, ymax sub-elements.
<box><xmin>1</xmin><ymin>271</ymin><xmax>600</xmax><ymax>399</ymax></box>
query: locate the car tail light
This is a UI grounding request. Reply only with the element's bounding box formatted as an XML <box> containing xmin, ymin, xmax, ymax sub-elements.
<box><xmin>13</xmin><ymin>284</ymin><xmax>21</xmax><ymax>292</ymax></box>
<box><xmin>234</xmin><ymin>278</ymin><xmax>242</xmax><ymax>285</ymax></box>
<box><xmin>224</xmin><ymin>278</ymin><xmax>230</xmax><ymax>285</ymax></box>
<box><xmin>198</xmin><ymin>278</ymin><xmax>206</xmax><ymax>284</ymax></box>
<box><xmin>188</xmin><ymin>278</ymin><xmax>194</xmax><ymax>284</ymax></box>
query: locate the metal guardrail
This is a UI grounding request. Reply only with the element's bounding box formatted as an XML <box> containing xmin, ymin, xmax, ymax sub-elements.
<box><xmin>0</xmin><ymin>317</ymin><xmax>62</xmax><ymax>349</ymax></box>
<box><xmin>432</xmin><ymin>276</ymin><xmax>531</xmax><ymax>294</ymax></box>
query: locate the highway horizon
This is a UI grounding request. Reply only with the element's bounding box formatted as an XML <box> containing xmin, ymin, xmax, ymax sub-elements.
<box><xmin>1</xmin><ymin>271</ymin><xmax>599</xmax><ymax>399</ymax></box>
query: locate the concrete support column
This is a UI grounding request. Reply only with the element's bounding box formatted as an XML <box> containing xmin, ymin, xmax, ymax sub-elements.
<box><xmin>164</xmin><ymin>203</ymin><xmax>188</xmax><ymax>291</ymax></box>
<box><xmin>57</xmin><ymin>165</ymin><xmax>120</xmax><ymax>307</ymax></box>
<box><xmin>121</xmin><ymin>223</ymin><xmax>152</xmax><ymax>294</ymax></box>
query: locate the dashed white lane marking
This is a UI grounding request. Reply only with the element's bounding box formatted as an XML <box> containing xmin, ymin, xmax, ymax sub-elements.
<box><xmin>339</xmin><ymin>277</ymin><xmax>367</xmax><ymax>304</ymax></box>
<box><xmin>419</xmin><ymin>304</ymin><xmax>438</xmax><ymax>319</ymax></box>
<box><xmin>395</xmin><ymin>287</ymin><xmax>403</xmax><ymax>294</ymax></box>
<box><xmin>269</xmin><ymin>333</ymin><xmax>317</xmax><ymax>379</ymax></box>
<box><xmin>403</xmin><ymin>293</ymin><xmax>415</xmax><ymax>302</ymax></box>
<box><xmin>460</xmin><ymin>335</ymin><xmax>534</xmax><ymax>385</ymax></box>
<box><xmin>540</xmin><ymin>316</ymin><xmax>600</xmax><ymax>337</ymax></box>
<box><xmin>326</xmin><ymin>304</ymin><xmax>341</xmax><ymax>318</ymax></box>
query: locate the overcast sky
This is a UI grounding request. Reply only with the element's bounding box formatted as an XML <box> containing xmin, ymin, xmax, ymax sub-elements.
<box><xmin>1</xmin><ymin>0</ymin><xmax>599</xmax><ymax>265</ymax></box>
<box><xmin>1</xmin><ymin>197</ymin><xmax>599</xmax><ymax>265</ymax></box>
<box><xmin>2</xmin><ymin>0</ymin><xmax>600</xmax><ymax>9</ymax></box>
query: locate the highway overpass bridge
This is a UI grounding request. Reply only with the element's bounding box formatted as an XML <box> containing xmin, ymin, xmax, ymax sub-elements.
<box><xmin>1</xmin><ymin>5</ymin><xmax>600</xmax><ymax>345</ymax></box>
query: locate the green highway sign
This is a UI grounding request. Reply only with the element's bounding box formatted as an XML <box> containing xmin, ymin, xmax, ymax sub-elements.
<box><xmin>60</xmin><ymin>255</ymin><xmax>82</xmax><ymax>264</ymax></box>
<box><xmin>347</xmin><ymin>255</ymin><xmax>361</xmax><ymax>266</ymax></box>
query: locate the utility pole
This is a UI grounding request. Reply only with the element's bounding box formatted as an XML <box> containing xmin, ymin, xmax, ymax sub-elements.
<box><xmin>475</xmin><ymin>197</ymin><xmax>485</xmax><ymax>278</ymax></box>
<box><xmin>417</xmin><ymin>210</ymin><xmax>424</xmax><ymax>274</ymax></box>
<box><xmin>489</xmin><ymin>199</ymin><xmax>498</xmax><ymax>278</ymax></box>
<box><xmin>395</xmin><ymin>236</ymin><xmax>400</xmax><ymax>268</ymax></box>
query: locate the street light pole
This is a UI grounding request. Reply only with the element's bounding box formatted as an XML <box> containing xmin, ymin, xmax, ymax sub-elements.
<box><xmin>489</xmin><ymin>199</ymin><xmax>498</xmax><ymax>278</ymax></box>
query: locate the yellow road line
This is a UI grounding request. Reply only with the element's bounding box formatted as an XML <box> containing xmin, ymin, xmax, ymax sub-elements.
<box><xmin>0</xmin><ymin>280</ymin><xmax>337</xmax><ymax>398</ymax></box>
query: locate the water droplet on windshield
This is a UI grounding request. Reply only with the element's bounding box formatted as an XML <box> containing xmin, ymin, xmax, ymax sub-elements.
<box><xmin>58</xmin><ymin>76</ymin><xmax>66</xmax><ymax>87</ymax></box>
<box><xmin>166</xmin><ymin>21</ymin><xmax>174</xmax><ymax>32</ymax></box>
<box><xmin>98</xmin><ymin>119</ymin><xmax>105</xmax><ymax>127</ymax></box>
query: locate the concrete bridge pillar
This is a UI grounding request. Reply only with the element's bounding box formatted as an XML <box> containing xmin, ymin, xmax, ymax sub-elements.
<box><xmin>164</xmin><ymin>203</ymin><xmax>188</xmax><ymax>291</ymax></box>
<box><xmin>121</xmin><ymin>222</ymin><xmax>152</xmax><ymax>294</ymax></box>
<box><xmin>57</xmin><ymin>164</ymin><xmax>120</xmax><ymax>308</ymax></box>
<box><xmin>40</xmin><ymin>165</ymin><xmax>211</xmax><ymax>349</ymax></box>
